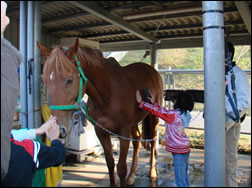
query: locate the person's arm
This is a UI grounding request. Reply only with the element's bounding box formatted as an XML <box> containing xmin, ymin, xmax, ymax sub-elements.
<box><xmin>11</xmin><ymin>129</ymin><xmax>36</xmax><ymax>142</ymax></box>
<box><xmin>11</xmin><ymin>115</ymin><xmax>57</xmax><ymax>142</ymax></box>
<box><xmin>37</xmin><ymin>124</ymin><xmax>66</xmax><ymax>169</ymax></box>
<box><xmin>136</xmin><ymin>90</ymin><xmax>175</xmax><ymax>124</ymax></box>
<box><xmin>36</xmin><ymin>115</ymin><xmax>57</xmax><ymax>135</ymax></box>
<box><xmin>36</xmin><ymin>140</ymin><xmax>66</xmax><ymax>169</ymax></box>
<box><xmin>235</xmin><ymin>69</ymin><xmax>251</xmax><ymax>112</ymax></box>
<box><xmin>139</xmin><ymin>101</ymin><xmax>175</xmax><ymax>124</ymax></box>
<box><xmin>226</xmin><ymin>68</ymin><xmax>251</xmax><ymax>114</ymax></box>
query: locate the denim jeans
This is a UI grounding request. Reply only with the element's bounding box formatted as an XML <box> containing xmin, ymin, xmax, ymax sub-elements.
<box><xmin>172</xmin><ymin>152</ymin><xmax>190</xmax><ymax>187</ymax></box>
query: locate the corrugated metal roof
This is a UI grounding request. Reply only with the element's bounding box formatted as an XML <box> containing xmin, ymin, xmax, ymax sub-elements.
<box><xmin>6</xmin><ymin>1</ymin><xmax>251</xmax><ymax>48</ymax></box>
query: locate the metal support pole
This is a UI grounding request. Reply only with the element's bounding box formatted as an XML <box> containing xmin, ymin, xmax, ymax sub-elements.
<box><xmin>173</xmin><ymin>74</ymin><xmax>175</xmax><ymax>88</ymax></box>
<box><xmin>150</xmin><ymin>42</ymin><xmax>159</xmax><ymax>152</ymax></box>
<box><xmin>167</xmin><ymin>67</ymin><xmax>172</xmax><ymax>109</ymax></box>
<box><xmin>27</xmin><ymin>1</ymin><xmax>34</xmax><ymax>129</ymax></box>
<box><xmin>164</xmin><ymin>74</ymin><xmax>168</xmax><ymax>108</ymax></box>
<box><xmin>34</xmin><ymin>1</ymin><xmax>41</xmax><ymax>129</ymax></box>
<box><xmin>150</xmin><ymin>43</ymin><xmax>158</xmax><ymax>70</ymax></box>
<box><xmin>19</xmin><ymin>1</ymin><xmax>28</xmax><ymax>128</ymax></box>
<box><xmin>202</xmin><ymin>1</ymin><xmax>225</xmax><ymax>186</ymax></box>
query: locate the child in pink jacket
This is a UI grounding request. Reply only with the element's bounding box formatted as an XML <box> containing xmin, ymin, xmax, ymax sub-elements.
<box><xmin>136</xmin><ymin>90</ymin><xmax>194</xmax><ymax>187</ymax></box>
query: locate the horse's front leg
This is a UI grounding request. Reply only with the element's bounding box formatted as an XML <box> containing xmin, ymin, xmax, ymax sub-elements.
<box><xmin>126</xmin><ymin>126</ymin><xmax>140</xmax><ymax>185</ymax></box>
<box><xmin>95</xmin><ymin>129</ymin><xmax>117</xmax><ymax>187</ymax></box>
<box><xmin>117</xmin><ymin>128</ymin><xmax>130</xmax><ymax>187</ymax></box>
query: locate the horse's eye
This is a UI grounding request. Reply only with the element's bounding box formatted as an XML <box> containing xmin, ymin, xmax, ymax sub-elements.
<box><xmin>65</xmin><ymin>79</ymin><xmax>73</xmax><ymax>85</ymax></box>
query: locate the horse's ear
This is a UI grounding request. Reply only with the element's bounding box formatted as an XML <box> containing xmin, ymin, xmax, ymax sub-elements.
<box><xmin>65</xmin><ymin>38</ymin><xmax>79</xmax><ymax>60</ymax></box>
<box><xmin>37</xmin><ymin>42</ymin><xmax>50</xmax><ymax>57</ymax></box>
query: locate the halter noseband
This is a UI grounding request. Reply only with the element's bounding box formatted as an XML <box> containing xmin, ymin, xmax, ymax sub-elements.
<box><xmin>50</xmin><ymin>49</ymin><xmax>88</xmax><ymax>111</ymax></box>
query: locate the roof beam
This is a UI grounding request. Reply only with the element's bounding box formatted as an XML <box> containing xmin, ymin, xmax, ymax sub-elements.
<box><xmin>55</xmin><ymin>20</ymin><xmax>243</xmax><ymax>39</ymax></box>
<box><xmin>48</xmin><ymin>6</ymin><xmax>238</xmax><ymax>34</ymax></box>
<box><xmin>99</xmin><ymin>34</ymin><xmax>251</xmax><ymax>52</ymax></box>
<box><xmin>234</xmin><ymin>1</ymin><xmax>251</xmax><ymax>35</ymax></box>
<box><xmin>49</xmin><ymin>21</ymin><xmax>111</xmax><ymax>33</ymax></box>
<box><xmin>122</xmin><ymin>5</ymin><xmax>202</xmax><ymax>20</ymax></box>
<box><xmin>68</xmin><ymin>1</ymin><xmax>158</xmax><ymax>43</ymax></box>
<box><xmin>43</xmin><ymin>12</ymin><xmax>88</xmax><ymax>24</ymax></box>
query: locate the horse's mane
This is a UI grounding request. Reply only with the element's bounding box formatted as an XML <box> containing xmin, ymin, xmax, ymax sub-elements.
<box><xmin>76</xmin><ymin>46</ymin><xmax>105</xmax><ymax>68</ymax></box>
<box><xmin>43</xmin><ymin>46</ymin><xmax>105</xmax><ymax>84</ymax></box>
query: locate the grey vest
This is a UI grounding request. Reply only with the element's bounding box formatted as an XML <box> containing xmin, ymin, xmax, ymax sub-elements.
<box><xmin>1</xmin><ymin>38</ymin><xmax>22</xmax><ymax>180</ymax></box>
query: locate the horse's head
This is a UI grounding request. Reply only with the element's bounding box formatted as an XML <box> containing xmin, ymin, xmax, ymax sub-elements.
<box><xmin>37</xmin><ymin>38</ymin><xmax>84</xmax><ymax>142</ymax></box>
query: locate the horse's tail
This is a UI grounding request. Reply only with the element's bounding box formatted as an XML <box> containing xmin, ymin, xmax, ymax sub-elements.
<box><xmin>142</xmin><ymin>115</ymin><xmax>151</xmax><ymax>150</ymax></box>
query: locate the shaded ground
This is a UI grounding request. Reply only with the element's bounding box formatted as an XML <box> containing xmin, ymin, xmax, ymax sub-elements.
<box><xmin>61</xmin><ymin>141</ymin><xmax>251</xmax><ymax>187</ymax></box>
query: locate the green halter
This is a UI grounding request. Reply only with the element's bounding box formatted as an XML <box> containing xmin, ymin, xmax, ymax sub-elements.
<box><xmin>50</xmin><ymin>49</ymin><xmax>88</xmax><ymax>111</ymax></box>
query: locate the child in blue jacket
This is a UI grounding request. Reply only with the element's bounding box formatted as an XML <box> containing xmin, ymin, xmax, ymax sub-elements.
<box><xmin>1</xmin><ymin>116</ymin><xmax>66</xmax><ymax>187</ymax></box>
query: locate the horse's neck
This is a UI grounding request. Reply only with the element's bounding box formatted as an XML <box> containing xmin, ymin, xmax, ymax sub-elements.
<box><xmin>84</xmin><ymin>65</ymin><xmax>110</xmax><ymax>108</ymax></box>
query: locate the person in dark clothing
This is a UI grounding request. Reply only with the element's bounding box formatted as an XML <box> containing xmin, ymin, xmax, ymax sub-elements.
<box><xmin>224</xmin><ymin>41</ymin><xmax>251</xmax><ymax>186</ymax></box>
<box><xmin>1</xmin><ymin>2</ymin><xmax>65</xmax><ymax>186</ymax></box>
<box><xmin>1</xmin><ymin>1</ymin><xmax>22</xmax><ymax>181</ymax></box>
<box><xmin>1</xmin><ymin>120</ymin><xmax>66</xmax><ymax>187</ymax></box>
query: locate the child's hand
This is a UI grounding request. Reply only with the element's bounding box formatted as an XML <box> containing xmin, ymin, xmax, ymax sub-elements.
<box><xmin>36</xmin><ymin>115</ymin><xmax>57</xmax><ymax>135</ymax></box>
<box><xmin>46</xmin><ymin>124</ymin><xmax>60</xmax><ymax>141</ymax></box>
<box><xmin>136</xmin><ymin>90</ymin><xmax>142</xmax><ymax>103</ymax></box>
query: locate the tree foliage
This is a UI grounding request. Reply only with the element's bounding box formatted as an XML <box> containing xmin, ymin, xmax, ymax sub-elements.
<box><xmin>119</xmin><ymin>46</ymin><xmax>251</xmax><ymax>90</ymax></box>
<box><xmin>119</xmin><ymin>46</ymin><xmax>250</xmax><ymax>70</ymax></box>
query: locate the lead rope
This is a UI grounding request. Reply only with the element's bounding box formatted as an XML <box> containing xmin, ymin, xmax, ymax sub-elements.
<box><xmin>80</xmin><ymin>101</ymin><xmax>156</xmax><ymax>142</ymax></box>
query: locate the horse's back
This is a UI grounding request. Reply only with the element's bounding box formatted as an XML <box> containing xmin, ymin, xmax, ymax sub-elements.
<box><xmin>104</xmin><ymin>59</ymin><xmax>162</xmax><ymax>92</ymax></box>
<box><xmin>123</xmin><ymin>62</ymin><xmax>163</xmax><ymax>93</ymax></box>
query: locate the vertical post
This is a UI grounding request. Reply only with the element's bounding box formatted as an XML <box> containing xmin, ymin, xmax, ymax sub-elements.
<box><xmin>172</xmin><ymin>74</ymin><xmax>175</xmax><ymax>88</ymax></box>
<box><xmin>167</xmin><ymin>67</ymin><xmax>172</xmax><ymax>109</ymax></box>
<box><xmin>150</xmin><ymin>42</ymin><xmax>159</xmax><ymax>152</ymax></box>
<box><xmin>150</xmin><ymin>43</ymin><xmax>158</xmax><ymax>70</ymax></box>
<box><xmin>164</xmin><ymin>73</ymin><xmax>168</xmax><ymax>108</ymax></box>
<box><xmin>34</xmin><ymin>1</ymin><xmax>41</xmax><ymax>129</ymax></box>
<box><xmin>27</xmin><ymin>1</ymin><xmax>34</xmax><ymax>129</ymax></box>
<box><xmin>202</xmin><ymin>1</ymin><xmax>225</xmax><ymax>187</ymax></box>
<box><xmin>19</xmin><ymin>1</ymin><xmax>28</xmax><ymax>128</ymax></box>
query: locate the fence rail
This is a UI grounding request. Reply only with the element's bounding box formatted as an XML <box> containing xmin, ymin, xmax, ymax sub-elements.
<box><xmin>158</xmin><ymin>69</ymin><xmax>251</xmax><ymax>135</ymax></box>
<box><xmin>158</xmin><ymin>68</ymin><xmax>251</xmax><ymax>103</ymax></box>
<box><xmin>158</xmin><ymin>69</ymin><xmax>251</xmax><ymax>75</ymax></box>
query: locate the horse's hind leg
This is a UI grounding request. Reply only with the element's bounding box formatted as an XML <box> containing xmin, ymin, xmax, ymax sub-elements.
<box><xmin>117</xmin><ymin>128</ymin><xmax>130</xmax><ymax>187</ymax></box>
<box><xmin>149</xmin><ymin>115</ymin><xmax>159</xmax><ymax>178</ymax></box>
<box><xmin>95</xmin><ymin>130</ymin><xmax>117</xmax><ymax>187</ymax></box>
<box><xmin>126</xmin><ymin>126</ymin><xmax>141</xmax><ymax>185</ymax></box>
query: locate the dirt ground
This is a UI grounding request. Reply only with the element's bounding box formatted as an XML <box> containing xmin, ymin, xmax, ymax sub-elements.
<box><xmin>60</xmin><ymin>140</ymin><xmax>251</xmax><ymax>187</ymax></box>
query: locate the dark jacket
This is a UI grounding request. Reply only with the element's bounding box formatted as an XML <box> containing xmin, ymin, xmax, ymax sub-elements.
<box><xmin>1</xmin><ymin>136</ymin><xmax>66</xmax><ymax>187</ymax></box>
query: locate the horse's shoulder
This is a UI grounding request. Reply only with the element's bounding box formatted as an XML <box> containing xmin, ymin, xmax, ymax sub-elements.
<box><xmin>105</xmin><ymin>57</ymin><xmax>122</xmax><ymax>67</ymax></box>
<box><xmin>106</xmin><ymin>57</ymin><xmax>118</xmax><ymax>63</ymax></box>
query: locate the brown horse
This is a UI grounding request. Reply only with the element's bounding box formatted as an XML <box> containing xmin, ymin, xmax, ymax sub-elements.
<box><xmin>37</xmin><ymin>38</ymin><xmax>163</xmax><ymax>187</ymax></box>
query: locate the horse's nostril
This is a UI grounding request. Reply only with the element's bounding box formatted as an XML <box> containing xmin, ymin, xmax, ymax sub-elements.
<box><xmin>59</xmin><ymin>127</ymin><xmax>67</xmax><ymax>138</ymax></box>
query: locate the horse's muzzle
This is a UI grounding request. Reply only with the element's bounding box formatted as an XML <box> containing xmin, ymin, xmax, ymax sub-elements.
<box><xmin>59</xmin><ymin>126</ymin><xmax>67</xmax><ymax>139</ymax></box>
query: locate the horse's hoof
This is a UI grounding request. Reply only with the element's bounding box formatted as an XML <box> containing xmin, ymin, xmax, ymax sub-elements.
<box><xmin>110</xmin><ymin>183</ymin><xmax>118</xmax><ymax>187</ymax></box>
<box><xmin>126</xmin><ymin>176</ymin><xmax>135</xmax><ymax>186</ymax></box>
<box><xmin>149</xmin><ymin>170</ymin><xmax>157</xmax><ymax>178</ymax></box>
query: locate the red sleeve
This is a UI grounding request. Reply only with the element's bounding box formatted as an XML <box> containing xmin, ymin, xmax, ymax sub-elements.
<box><xmin>139</xmin><ymin>101</ymin><xmax>175</xmax><ymax>124</ymax></box>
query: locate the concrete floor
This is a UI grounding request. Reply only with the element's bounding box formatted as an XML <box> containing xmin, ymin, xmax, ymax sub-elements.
<box><xmin>61</xmin><ymin>141</ymin><xmax>251</xmax><ymax>187</ymax></box>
